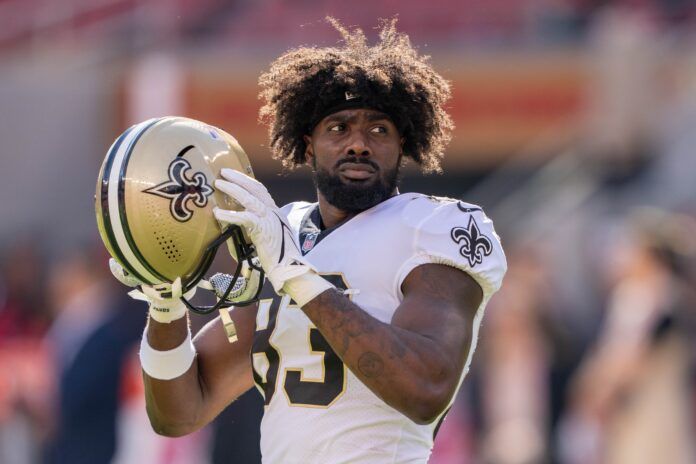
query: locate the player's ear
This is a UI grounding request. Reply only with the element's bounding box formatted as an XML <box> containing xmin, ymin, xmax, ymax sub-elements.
<box><xmin>304</xmin><ymin>135</ymin><xmax>314</xmax><ymax>165</ymax></box>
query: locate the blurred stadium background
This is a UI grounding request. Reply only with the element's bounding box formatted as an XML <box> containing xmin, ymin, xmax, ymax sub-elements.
<box><xmin>1</xmin><ymin>1</ymin><xmax>695</xmax><ymax>463</ymax></box>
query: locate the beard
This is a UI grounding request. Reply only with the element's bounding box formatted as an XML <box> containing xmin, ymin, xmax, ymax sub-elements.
<box><xmin>313</xmin><ymin>157</ymin><xmax>400</xmax><ymax>213</ymax></box>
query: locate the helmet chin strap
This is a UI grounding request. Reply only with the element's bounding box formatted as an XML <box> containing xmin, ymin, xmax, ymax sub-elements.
<box><xmin>180</xmin><ymin>225</ymin><xmax>265</xmax><ymax>315</ymax></box>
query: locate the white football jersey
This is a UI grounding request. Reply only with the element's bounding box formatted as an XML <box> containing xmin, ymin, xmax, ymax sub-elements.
<box><xmin>250</xmin><ymin>193</ymin><xmax>507</xmax><ymax>463</ymax></box>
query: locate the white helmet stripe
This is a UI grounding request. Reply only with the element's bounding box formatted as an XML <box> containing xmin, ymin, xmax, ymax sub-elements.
<box><xmin>107</xmin><ymin>118</ymin><xmax>161</xmax><ymax>284</ymax></box>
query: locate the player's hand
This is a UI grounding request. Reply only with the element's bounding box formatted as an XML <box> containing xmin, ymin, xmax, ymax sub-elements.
<box><xmin>213</xmin><ymin>168</ymin><xmax>312</xmax><ymax>291</ymax></box>
<box><xmin>214</xmin><ymin>169</ymin><xmax>333</xmax><ymax>305</ymax></box>
<box><xmin>110</xmin><ymin>252</ymin><xmax>261</xmax><ymax>320</ymax></box>
<box><xmin>109</xmin><ymin>258</ymin><xmax>194</xmax><ymax>323</ymax></box>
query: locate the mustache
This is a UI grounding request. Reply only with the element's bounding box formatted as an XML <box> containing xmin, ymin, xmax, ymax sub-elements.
<box><xmin>334</xmin><ymin>157</ymin><xmax>380</xmax><ymax>171</ymax></box>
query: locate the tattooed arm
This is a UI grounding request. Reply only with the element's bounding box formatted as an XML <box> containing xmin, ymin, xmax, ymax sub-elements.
<box><xmin>300</xmin><ymin>263</ymin><xmax>483</xmax><ymax>424</ymax></box>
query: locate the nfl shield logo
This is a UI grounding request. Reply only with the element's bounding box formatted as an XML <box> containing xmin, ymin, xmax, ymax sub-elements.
<box><xmin>302</xmin><ymin>232</ymin><xmax>319</xmax><ymax>253</ymax></box>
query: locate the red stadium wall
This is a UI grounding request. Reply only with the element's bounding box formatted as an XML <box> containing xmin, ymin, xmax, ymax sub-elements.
<box><xmin>120</xmin><ymin>51</ymin><xmax>588</xmax><ymax>172</ymax></box>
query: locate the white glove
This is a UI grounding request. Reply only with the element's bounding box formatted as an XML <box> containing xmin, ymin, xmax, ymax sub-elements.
<box><xmin>109</xmin><ymin>258</ymin><xmax>194</xmax><ymax>323</ymax></box>
<box><xmin>214</xmin><ymin>169</ymin><xmax>334</xmax><ymax>306</ymax></box>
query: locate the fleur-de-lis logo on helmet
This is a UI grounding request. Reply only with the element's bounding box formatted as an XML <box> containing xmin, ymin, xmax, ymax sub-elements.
<box><xmin>144</xmin><ymin>157</ymin><xmax>213</xmax><ymax>222</ymax></box>
<box><xmin>451</xmin><ymin>216</ymin><xmax>493</xmax><ymax>267</ymax></box>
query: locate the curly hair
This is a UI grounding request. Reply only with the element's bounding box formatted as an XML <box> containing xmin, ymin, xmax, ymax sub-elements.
<box><xmin>258</xmin><ymin>17</ymin><xmax>453</xmax><ymax>173</ymax></box>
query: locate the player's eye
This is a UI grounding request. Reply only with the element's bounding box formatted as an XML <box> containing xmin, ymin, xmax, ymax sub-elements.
<box><xmin>328</xmin><ymin>123</ymin><xmax>346</xmax><ymax>132</ymax></box>
<box><xmin>370</xmin><ymin>125</ymin><xmax>387</xmax><ymax>134</ymax></box>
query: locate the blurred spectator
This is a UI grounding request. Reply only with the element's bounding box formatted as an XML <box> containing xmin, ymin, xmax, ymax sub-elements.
<box><xmin>561</xmin><ymin>208</ymin><xmax>696</xmax><ymax>464</ymax></box>
<box><xmin>476</xmin><ymin>247</ymin><xmax>553</xmax><ymax>464</ymax></box>
<box><xmin>42</xmin><ymin>249</ymin><xmax>146</xmax><ymax>464</ymax></box>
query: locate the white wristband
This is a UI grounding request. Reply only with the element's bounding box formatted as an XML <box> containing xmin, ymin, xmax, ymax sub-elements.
<box><xmin>139</xmin><ymin>328</ymin><xmax>196</xmax><ymax>380</ymax></box>
<box><xmin>148</xmin><ymin>301</ymin><xmax>187</xmax><ymax>324</ymax></box>
<box><xmin>283</xmin><ymin>272</ymin><xmax>335</xmax><ymax>307</ymax></box>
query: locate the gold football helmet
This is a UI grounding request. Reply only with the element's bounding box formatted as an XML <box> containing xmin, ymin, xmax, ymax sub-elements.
<box><xmin>95</xmin><ymin>116</ymin><xmax>263</xmax><ymax>313</ymax></box>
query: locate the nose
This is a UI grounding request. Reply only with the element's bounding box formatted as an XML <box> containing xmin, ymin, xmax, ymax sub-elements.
<box><xmin>345</xmin><ymin>130</ymin><xmax>371</xmax><ymax>157</ymax></box>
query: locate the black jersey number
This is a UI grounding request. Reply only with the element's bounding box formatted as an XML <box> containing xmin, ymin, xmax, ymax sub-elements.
<box><xmin>251</xmin><ymin>274</ymin><xmax>348</xmax><ymax>408</ymax></box>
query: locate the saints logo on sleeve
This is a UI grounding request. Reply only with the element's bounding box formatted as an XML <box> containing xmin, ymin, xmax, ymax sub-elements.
<box><xmin>450</xmin><ymin>216</ymin><xmax>493</xmax><ymax>267</ymax></box>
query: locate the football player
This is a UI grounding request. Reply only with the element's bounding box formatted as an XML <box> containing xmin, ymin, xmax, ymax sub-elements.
<box><xmin>133</xmin><ymin>18</ymin><xmax>506</xmax><ymax>463</ymax></box>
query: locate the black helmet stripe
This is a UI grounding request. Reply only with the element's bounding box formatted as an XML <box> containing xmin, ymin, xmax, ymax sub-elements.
<box><xmin>99</xmin><ymin>124</ymin><xmax>150</xmax><ymax>283</ymax></box>
<box><xmin>102</xmin><ymin>118</ymin><xmax>162</xmax><ymax>284</ymax></box>
<box><xmin>117</xmin><ymin>118</ymin><xmax>170</xmax><ymax>284</ymax></box>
